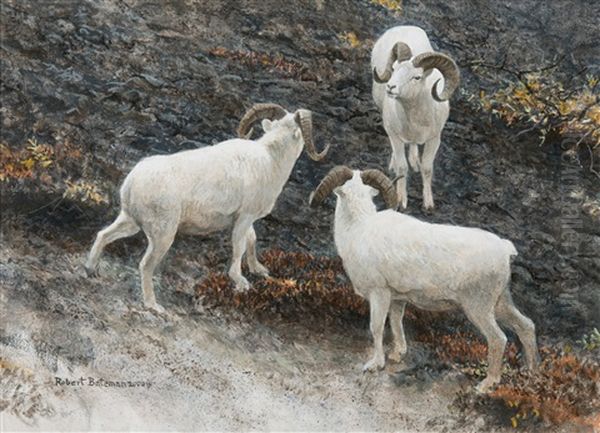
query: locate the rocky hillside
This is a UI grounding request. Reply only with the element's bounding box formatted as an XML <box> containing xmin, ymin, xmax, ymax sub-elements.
<box><xmin>2</xmin><ymin>0</ymin><xmax>599</xmax><ymax>334</ymax></box>
<box><xmin>1</xmin><ymin>0</ymin><xmax>599</xmax><ymax>430</ymax></box>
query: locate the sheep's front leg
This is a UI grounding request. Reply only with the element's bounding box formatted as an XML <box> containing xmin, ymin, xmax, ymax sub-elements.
<box><xmin>389</xmin><ymin>139</ymin><xmax>409</xmax><ymax>209</ymax></box>
<box><xmin>421</xmin><ymin>135</ymin><xmax>441</xmax><ymax>211</ymax></box>
<box><xmin>245</xmin><ymin>226</ymin><xmax>269</xmax><ymax>277</ymax></box>
<box><xmin>388</xmin><ymin>301</ymin><xmax>407</xmax><ymax>363</ymax></box>
<box><xmin>363</xmin><ymin>289</ymin><xmax>391</xmax><ymax>372</ymax></box>
<box><xmin>228</xmin><ymin>215</ymin><xmax>254</xmax><ymax>291</ymax></box>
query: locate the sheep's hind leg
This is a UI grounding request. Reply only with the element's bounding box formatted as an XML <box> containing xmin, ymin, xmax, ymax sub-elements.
<box><xmin>228</xmin><ymin>215</ymin><xmax>254</xmax><ymax>292</ymax></box>
<box><xmin>495</xmin><ymin>289</ymin><xmax>540</xmax><ymax>370</ymax></box>
<box><xmin>389</xmin><ymin>140</ymin><xmax>409</xmax><ymax>209</ymax></box>
<box><xmin>138</xmin><ymin>225</ymin><xmax>177</xmax><ymax>313</ymax></box>
<box><xmin>420</xmin><ymin>136</ymin><xmax>441</xmax><ymax>211</ymax></box>
<box><xmin>85</xmin><ymin>211</ymin><xmax>139</xmax><ymax>276</ymax></box>
<box><xmin>388</xmin><ymin>301</ymin><xmax>407</xmax><ymax>363</ymax></box>
<box><xmin>245</xmin><ymin>226</ymin><xmax>269</xmax><ymax>277</ymax></box>
<box><xmin>463</xmin><ymin>306</ymin><xmax>507</xmax><ymax>393</ymax></box>
<box><xmin>363</xmin><ymin>290</ymin><xmax>391</xmax><ymax>372</ymax></box>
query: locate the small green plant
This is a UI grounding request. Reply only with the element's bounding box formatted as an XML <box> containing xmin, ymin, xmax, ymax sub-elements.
<box><xmin>578</xmin><ymin>328</ymin><xmax>600</xmax><ymax>351</ymax></box>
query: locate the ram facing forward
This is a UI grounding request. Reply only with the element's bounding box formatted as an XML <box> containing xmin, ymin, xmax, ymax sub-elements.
<box><xmin>85</xmin><ymin>103</ymin><xmax>329</xmax><ymax>312</ymax></box>
<box><xmin>310</xmin><ymin>167</ymin><xmax>539</xmax><ymax>392</ymax></box>
<box><xmin>371</xmin><ymin>25</ymin><xmax>460</xmax><ymax>210</ymax></box>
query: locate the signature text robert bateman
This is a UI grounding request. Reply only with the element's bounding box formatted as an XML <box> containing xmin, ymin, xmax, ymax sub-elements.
<box><xmin>55</xmin><ymin>376</ymin><xmax>153</xmax><ymax>388</ymax></box>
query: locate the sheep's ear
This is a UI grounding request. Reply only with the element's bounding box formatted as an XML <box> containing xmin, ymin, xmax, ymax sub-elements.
<box><xmin>333</xmin><ymin>186</ymin><xmax>345</xmax><ymax>198</ymax></box>
<box><xmin>293</xmin><ymin>128</ymin><xmax>301</xmax><ymax>140</ymax></box>
<box><xmin>423</xmin><ymin>67</ymin><xmax>434</xmax><ymax>78</ymax></box>
<box><xmin>368</xmin><ymin>186</ymin><xmax>379</xmax><ymax>197</ymax></box>
<box><xmin>262</xmin><ymin>119</ymin><xmax>273</xmax><ymax>132</ymax></box>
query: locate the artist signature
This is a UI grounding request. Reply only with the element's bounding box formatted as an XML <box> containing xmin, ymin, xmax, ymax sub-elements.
<box><xmin>54</xmin><ymin>376</ymin><xmax>152</xmax><ymax>388</ymax></box>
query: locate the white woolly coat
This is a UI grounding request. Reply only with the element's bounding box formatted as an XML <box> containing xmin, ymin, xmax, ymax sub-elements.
<box><xmin>120</xmin><ymin>121</ymin><xmax>303</xmax><ymax>233</ymax></box>
<box><xmin>334</xmin><ymin>189</ymin><xmax>517</xmax><ymax>309</ymax></box>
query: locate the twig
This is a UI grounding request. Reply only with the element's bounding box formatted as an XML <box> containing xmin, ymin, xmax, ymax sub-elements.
<box><xmin>467</xmin><ymin>55</ymin><xmax>565</xmax><ymax>113</ymax></box>
<box><xmin>294</xmin><ymin>235</ymin><xmax>310</xmax><ymax>251</ymax></box>
<box><xmin>586</xmin><ymin>144</ymin><xmax>600</xmax><ymax>179</ymax></box>
<box><xmin>516</xmin><ymin>55</ymin><xmax>566</xmax><ymax>76</ymax></box>
<box><xmin>513</xmin><ymin>125</ymin><xmax>539</xmax><ymax>139</ymax></box>
<box><xmin>577</xmin><ymin>97</ymin><xmax>599</xmax><ymax>121</ymax></box>
<box><xmin>26</xmin><ymin>196</ymin><xmax>62</xmax><ymax>215</ymax></box>
<box><xmin>575</xmin><ymin>130</ymin><xmax>593</xmax><ymax>148</ymax></box>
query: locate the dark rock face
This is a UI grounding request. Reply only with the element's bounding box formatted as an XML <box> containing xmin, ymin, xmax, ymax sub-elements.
<box><xmin>1</xmin><ymin>0</ymin><xmax>598</xmax><ymax>337</ymax></box>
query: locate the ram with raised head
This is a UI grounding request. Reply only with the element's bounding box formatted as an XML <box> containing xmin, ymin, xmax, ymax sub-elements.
<box><xmin>85</xmin><ymin>103</ymin><xmax>329</xmax><ymax>312</ymax></box>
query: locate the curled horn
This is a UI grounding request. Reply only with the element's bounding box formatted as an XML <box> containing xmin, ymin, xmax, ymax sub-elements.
<box><xmin>360</xmin><ymin>169</ymin><xmax>398</xmax><ymax>209</ymax></box>
<box><xmin>237</xmin><ymin>103</ymin><xmax>287</xmax><ymax>139</ymax></box>
<box><xmin>412</xmin><ymin>52</ymin><xmax>460</xmax><ymax>102</ymax></box>
<box><xmin>308</xmin><ymin>166</ymin><xmax>353</xmax><ymax>207</ymax></box>
<box><xmin>373</xmin><ymin>41</ymin><xmax>412</xmax><ymax>83</ymax></box>
<box><xmin>295</xmin><ymin>110</ymin><xmax>329</xmax><ymax>161</ymax></box>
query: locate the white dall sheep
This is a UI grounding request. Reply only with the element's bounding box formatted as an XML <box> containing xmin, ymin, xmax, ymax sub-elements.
<box><xmin>371</xmin><ymin>25</ymin><xmax>460</xmax><ymax>210</ymax></box>
<box><xmin>309</xmin><ymin>166</ymin><xmax>539</xmax><ymax>391</ymax></box>
<box><xmin>85</xmin><ymin>103</ymin><xmax>329</xmax><ymax>312</ymax></box>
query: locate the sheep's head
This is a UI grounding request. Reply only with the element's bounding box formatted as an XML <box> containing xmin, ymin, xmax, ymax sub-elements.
<box><xmin>309</xmin><ymin>166</ymin><xmax>398</xmax><ymax>209</ymax></box>
<box><xmin>237</xmin><ymin>103</ymin><xmax>329</xmax><ymax>161</ymax></box>
<box><xmin>373</xmin><ymin>42</ymin><xmax>460</xmax><ymax>102</ymax></box>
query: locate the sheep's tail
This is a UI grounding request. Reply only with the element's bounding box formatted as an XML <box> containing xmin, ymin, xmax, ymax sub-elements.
<box><xmin>119</xmin><ymin>170</ymin><xmax>135</xmax><ymax>210</ymax></box>
<box><xmin>503</xmin><ymin>239</ymin><xmax>518</xmax><ymax>260</ymax></box>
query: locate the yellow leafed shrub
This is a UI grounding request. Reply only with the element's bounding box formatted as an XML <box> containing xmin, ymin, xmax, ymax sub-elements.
<box><xmin>371</xmin><ymin>0</ymin><xmax>402</xmax><ymax>14</ymax></box>
<box><xmin>63</xmin><ymin>179</ymin><xmax>109</xmax><ymax>205</ymax></box>
<box><xmin>0</xmin><ymin>139</ymin><xmax>54</xmax><ymax>182</ymax></box>
<box><xmin>338</xmin><ymin>31</ymin><xmax>361</xmax><ymax>49</ymax></box>
<box><xmin>475</xmin><ymin>73</ymin><xmax>600</xmax><ymax>149</ymax></box>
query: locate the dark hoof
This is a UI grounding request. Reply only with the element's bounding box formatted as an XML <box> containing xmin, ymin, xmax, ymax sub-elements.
<box><xmin>421</xmin><ymin>206</ymin><xmax>435</xmax><ymax>216</ymax></box>
<box><xmin>84</xmin><ymin>265</ymin><xmax>98</xmax><ymax>278</ymax></box>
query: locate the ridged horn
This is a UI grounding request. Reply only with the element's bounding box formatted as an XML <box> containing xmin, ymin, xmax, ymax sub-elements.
<box><xmin>295</xmin><ymin>110</ymin><xmax>329</xmax><ymax>161</ymax></box>
<box><xmin>360</xmin><ymin>169</ymin><xmax>398</xmax><ymax>209</ymax></box>
<box><xmin>373</xmin><ymin>41</ymin><xmax>413</xmax><ymax>83</ymax></box>
<box><xmin>412</xmin><ymin>52</ymin><xmax>460</xmax><ymax>102</ymax></box>
<box><xmin>237</xmin><ymin>103</ymin><xmax>287</xmax><ymax>139</ymax></box>
<box><xmin>308</xmin><ymin>166</ymin><xmax>354</xmax><ymax>207</ymax></box>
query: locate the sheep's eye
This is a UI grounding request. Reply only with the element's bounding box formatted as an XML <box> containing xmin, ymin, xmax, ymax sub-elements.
<box><xmin>413</xmin><ymin>76</ymin><xmax>422</xmax><ymax>81</ymax></box>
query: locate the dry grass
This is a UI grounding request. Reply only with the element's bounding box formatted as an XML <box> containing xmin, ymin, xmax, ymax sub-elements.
<box><xmin>195</xmin><ymin>249</ymin><xmax>367</xmax><ymax>322</ymax></box>
<box><xmin>0</xmin><ymin>357</ymin><xmax>55</xmax><ymax>420</ymax></box>
<box><xmin>209</xmin><ymin>47</ymin><xmax>315</xmax><ymax>81</ymax></box>
<box><xmin>489</xmin><ymin>347</ymin><xmax>600</xmax><ymax>429</ymax></box>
